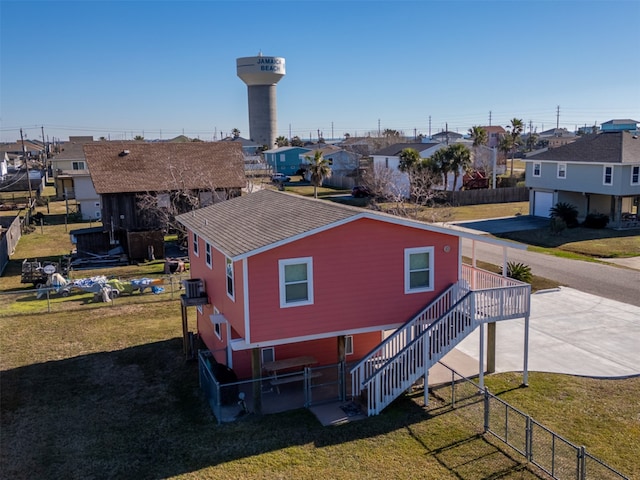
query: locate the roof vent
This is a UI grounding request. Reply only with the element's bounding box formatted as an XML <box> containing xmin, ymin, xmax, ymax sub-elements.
<box><xmin>119</xmin><ymin>150</ymin><xmax>130</xmax><ymax>157</ymax></box>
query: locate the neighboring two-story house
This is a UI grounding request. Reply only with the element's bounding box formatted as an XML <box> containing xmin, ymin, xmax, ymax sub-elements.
<box><xmin>600</xmin><ymin>119</ymin><xmax>638</xmax><ymax>133</ymax></box>
<box><xmin>83</xmin><ymin>141</ymin><xmax>246</xmax><ymax>260</ymax></box>
<box><xmin>263</xmin><ymin>146</ymin><xmax>312</xmax><ymax>177</ymax></box>
<box><xmin>177</xmin><ymin>190</ymin><xmax>531</xmax><ymax>418</ymax></box>
<box><xmin>50</xmin><ymin>136</ymin><xmax>95</xmax><ymax>202</ymax></box>
<box><xmin>298</xmin><ymin>145</ymin><xmax>361</xmax><ymax>188</ymax></box>
<box><xmin>525</xmin><ymin>131</ymin><xmax>640</xmax><ymax>227</ymax></box>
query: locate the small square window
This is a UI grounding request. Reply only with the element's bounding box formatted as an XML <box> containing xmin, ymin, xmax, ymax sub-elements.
<box><xmin>279</xmin><ymin>257</ymin><xmax>314</xmax><ymax>307</ymax></box>
<box><xmin>261</xmin><ymin>347</ymin><xmax>275</xmax><ymax>365</ymax></box>
<box><xmin>405</xmin><ymin>247</ymin><xmax>434</xmax><ymax>294</ymax></box>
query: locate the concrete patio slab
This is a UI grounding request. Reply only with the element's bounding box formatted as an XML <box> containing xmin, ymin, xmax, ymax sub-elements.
<box><xmin>455</xmin><ymin>287</ymin><xmax>640</xmax><ymax>378</ymax></box>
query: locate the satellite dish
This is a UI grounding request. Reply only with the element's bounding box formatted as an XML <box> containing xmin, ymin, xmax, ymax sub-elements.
<box><xmin>43</xmin><ymin>265</ymin><xmax>56</xmax><ymax>275</ymax></box>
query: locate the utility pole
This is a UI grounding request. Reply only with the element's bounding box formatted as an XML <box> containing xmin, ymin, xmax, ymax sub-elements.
<box><xmin>331</xmin><ymin>122</ymin><xmax>334</xmax><ymax>140</ymax></box>
<box><xmin>428</xmin><ymin>116</ymin><xmax>431</xmax><ymax>138</ymax></box>
<box><xmin>289</xmin><ymin>124</ymin><xmax>291</xmax><ymax>139</ymax></box>
<box><xmin>41</xmin><ymin>126</ymin><xmax>47</xmax><ymax>158</ymax></box>
<box><xmin>489</xmin><ymin>110</ymin><xmax>492</xmax><ymax>126</ymax></box>
<box><xmin>20</xmin><ymin>128</ymin><xmax>34</xmax><ymax>205</ymax></box>
<box><xmin>378</xmin><ymin>119</ymin><xmax>381</xmax><ymax>137</ymax></box>
<box><xmin>556</xmin><ymin>105</ymin><xmax>560</xmax><ymax>129</ymax></box>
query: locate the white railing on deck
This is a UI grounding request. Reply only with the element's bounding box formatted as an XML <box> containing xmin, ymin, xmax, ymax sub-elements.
<box><xmin>350</xmin><ymin>265</ymin><xmax>531</xmax><ymax>416</ymax></box>
<box><xmin>349</xmin><ymin>282</ymin><xmax>469</xmax><ymax>402</ymax></box>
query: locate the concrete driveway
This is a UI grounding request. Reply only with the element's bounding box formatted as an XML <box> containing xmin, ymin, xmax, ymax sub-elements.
<box><xmin>449</xmin><ymin>287</ymin><xmax>640</xmax><ymax>378</ymax></box>
<box><xmin>453</xmin><ymin>215</ymin><xmax>549</xmax><ymax>234</ymax></box>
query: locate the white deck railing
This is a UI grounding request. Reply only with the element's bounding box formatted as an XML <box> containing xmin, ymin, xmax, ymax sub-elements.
<box><xmin>350</xmin><ymin>265</ymin><xmax>531</xmax><ymax>416</ymax></box>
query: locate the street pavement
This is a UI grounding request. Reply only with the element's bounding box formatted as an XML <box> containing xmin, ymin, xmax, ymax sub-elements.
<box><xmin>430</xmin><ymin>216</ymin><xmax>640</xmax><ymax>380</ymax></box>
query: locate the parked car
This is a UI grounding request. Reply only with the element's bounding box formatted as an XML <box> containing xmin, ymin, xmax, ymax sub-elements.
<box><xmin>271</xmin><ymin>173</ymin><xmax>291</xmax><ymax>183</ymax></box>
<box><xmin>351</xmin><ymin>185</ymin><xmax>372</xmax><ymax>198</ymax></box>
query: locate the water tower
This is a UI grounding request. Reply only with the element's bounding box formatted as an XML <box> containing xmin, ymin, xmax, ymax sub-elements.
<box><xmin>236</xmin><ymin>53</ymin><xmax>286</xmax><ymax>148</ymax></box>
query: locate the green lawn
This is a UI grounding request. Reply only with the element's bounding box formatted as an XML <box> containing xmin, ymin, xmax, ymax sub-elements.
<box><xmin>1</xmin><ymin>302</ymin><xmax>637</xmax><ymax>479</ymax></box>
<box><xmin>1</xmin><ymin>195</ymin><xmax>638</xmax><ymax>479</ymax></box>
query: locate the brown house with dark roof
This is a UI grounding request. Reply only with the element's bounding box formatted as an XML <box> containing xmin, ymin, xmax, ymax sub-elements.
<box><xmin>83</xmin><ymin>142</ymin><xmax>245</xmax><ymax>259</ymax></box>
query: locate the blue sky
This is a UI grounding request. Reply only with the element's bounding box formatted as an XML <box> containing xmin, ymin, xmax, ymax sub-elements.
<box><xmin>2</xmin><ymin>0</ymin><xmax>639</xmax><ymax>143</ymax></box>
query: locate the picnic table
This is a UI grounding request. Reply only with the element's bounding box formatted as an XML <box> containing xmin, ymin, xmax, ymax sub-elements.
<box><xmin>263</xmin><ymin>355</ymin><xmax>320</xmax><ymax>393</ymax></box>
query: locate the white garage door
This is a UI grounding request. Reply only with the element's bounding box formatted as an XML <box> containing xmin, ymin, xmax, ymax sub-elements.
<box><xmin>533</xmin><ymin>191</ymin><xmax>554</xmax><ymax>217</ymax></box>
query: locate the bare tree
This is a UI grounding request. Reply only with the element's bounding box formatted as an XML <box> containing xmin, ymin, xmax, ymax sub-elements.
<box><xmin>135</xmin><ymin>159</ymin><xmax>239</xmax><ymax>243</ymax></box>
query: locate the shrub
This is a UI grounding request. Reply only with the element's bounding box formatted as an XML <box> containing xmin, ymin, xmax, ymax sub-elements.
<box><xmin>502</xmin><ymin>262</ymin><xmax>533</xmax><ymax>284</ymax></box>
<box><xmin>583</xmin><ymin>212</ymin><xmax>609</xmax><ymax>229</ymax></box>
<box><xmin>549</xmin><ymin>216</ymin><xmax>566</xmax><ymax>234</ymax></box>
<box><xmin>550</xmin><ymin>202</ymin><xmax>579</xmax><ymax>228</ymax></box>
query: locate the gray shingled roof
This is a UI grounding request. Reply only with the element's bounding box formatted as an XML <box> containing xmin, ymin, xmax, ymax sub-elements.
<box><xmin>176</xmin><ymin>189</ymin><xmax>518</xmax><ymax>260</ymax></box>
<box><xmin>84</xmin><ymin>142</ymin><xmax>246</xmax><ymax>194</ymax></box>
<box><xmin>527</xmin><ymin>131</ymin><xmax>640</xmax><ymax>163</ymax></box>
<box><xmin>176</xmin><ymin>190</ymin><xmax>362</xmax><ymax>258</ymax></box>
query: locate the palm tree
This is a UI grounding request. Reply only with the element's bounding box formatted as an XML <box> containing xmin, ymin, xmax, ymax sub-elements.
<box><xmin>498</xmin><ymin>134</ymin><xmax>514</xmax><ymax>183</ymax></box>
<box><xmin>430</xmin><ymin>148</ymin><xmax>451</xmax><ymax>190</ymax></box>
<box><xmin>447</xmin><ymin>143</ymin><xmax>472</xmax><ymax>191</ymax></box>
<box><xmin>507</xmin><ymin>118</ymin><xmax>524</xmax><ymax>177</ymax></box>
<box><xmin>231</xmin><ymin>128</ymin><xmax>240</xmax><ymax>139</ymax></box>
<box><xmin>468</xmin><ymin>126</ymin><xmax>488</xmax><ymax>147</ymax></box>
<box><xmin>306</xmin><ymin>150</ymin><xmax>332</xmax><ymax>198</ymax></box>
<box><xmin>398</xmin><ymin>148</ymin><xmax>421</xmax><ymax>173</ymax></box>
<box><xmin>275</xmin><ymin>136</ymin><xmax>289</xmax><ymax>147</ymax></box>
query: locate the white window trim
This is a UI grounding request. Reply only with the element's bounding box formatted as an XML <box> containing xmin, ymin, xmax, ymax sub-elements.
<box><xmin>192</xmin><ymin>232</ymin><xmax>199</xmax><ymax>256</ymax></box>
<box><xmin>557</xmin><ymin>163</ymin><xmax>567</xmax><ymax>179</ymax></box>
<box><xmin>261</xmin><ymin>347</ymin><xmax>275</xmax><ymax>365</ymax></box>
<box><xmin>278</xmin><ymin>257</ymin><xmax>314</xmax><ymax>308</ymax></box>
<box><xmin>630</xmin><ymin>166</ymin><xmax>639</xmax><ymax>185</ymax></box>
<box><xmin>212</xmin><ymin>307</ymin><xmax>222</xmax><ymax>340</ymax></box>
<box><xmin>205</xmin><ymin>242</ymin><xmax>212</xmax><ymax>269</ymax></box>
<box><xmin>603</xmin><ymin>165</ymin><xmax>613</xmax><ymax>186</ymax></box>
<box><xmin>404</xmin><ymin>246</ymin><xmax>435</xmax><ymax>294</ymax></box>
<box><xmin>226</xmin><ymin>257</ymin><xmax>234</xmax><ymax>301</ymax></box>
<box><xmin>345</xmin><ymin>335</ymin><xmax>353</xmax><ymax>356</ymax></box>
<box><xmin>533</xmin><ymin>162</ymin><xmax>541</xmax><ymax>177</ymax></box>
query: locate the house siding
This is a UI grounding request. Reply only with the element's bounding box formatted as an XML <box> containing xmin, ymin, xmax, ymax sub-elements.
<box><xmin>246</xmin><ymin>217</ymin><xmax>459</xmax><ymax>344</ymax></box>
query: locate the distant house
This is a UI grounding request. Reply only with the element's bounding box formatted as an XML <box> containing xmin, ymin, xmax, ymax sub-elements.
<box><xmin>298</xmin><ymin>145</ymin><xmax>361</xmax><ymax>188</ymax></box>
<box><xmin>370</xmin><ymin>142</ymin><xmax>447</xmax><ymax>196</ymax></box>
<box><xmin>525</xmin><ymin>131</ymin><xmax>640</xmax><ymax>228</ymax></box>
<box><xmin>176</xmin><ymin>189</ymin><xmax>531</xmax><ymax>418</ymax></box>
<box><xmin>220</xmin><ymin>136</ymin><xmax>262</xmax><ymax>156</ymax></box>
<box><xmin>538</xmin><ymin>128</ymin><xmax>577</xmax><ymax>149</ymax></box>
<box><xmin>83</xmin><ymin>142</ymin><xmax>245</xmax><ymax>259</ymax></box>
<box><xmin>481</xmin><ymin>126</ymin><xmax>507</xmax><ymax>149</ymax></box>
<box><xmin>263</xmin><ymin>146</ymin><xmax>312</xmax><ymax>177</ymax></box>
<box><xmin>50</xmin><ymin>136</ymin><xmax>98</xmax><ymax>202</ymax></box>
<box><xmin>430</xmin><ymin>130</ymin><xmax>464</xmax><ymax>144</ymax></box>
<box><xmin>600</xmin><ymin>119</ymin><xmax>639</xmax><ymax>133</ymax></box>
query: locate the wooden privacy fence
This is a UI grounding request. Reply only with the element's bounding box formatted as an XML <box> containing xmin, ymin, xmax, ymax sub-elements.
<box><xmin>442</xmin><ymin>187</ymin><xmax>528</xmax><ymax>206</ymax></box>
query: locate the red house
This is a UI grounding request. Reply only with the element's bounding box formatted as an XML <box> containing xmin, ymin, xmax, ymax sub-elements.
<box><xmin>177</xmin><ymin>190</ymin><xmax>531</xmax><ymax>418</ymax></box>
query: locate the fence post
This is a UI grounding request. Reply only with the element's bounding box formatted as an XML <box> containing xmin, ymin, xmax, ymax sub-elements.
<box><xmin>483</xmin><ymin>387</ymin><xmax>490</xmax><ymax>434</ymax></box>
<box><xmin>450</xmin><ymin>369</ymin><xmax>455</xmax><ymax>408</ymax></box>
<box><xmin>526</xmin><ymin>416</ymin><xmax>533</xmax><ymax>462</ymax></box>
<box><xmin>46</xmin><ymin>289</ymin><xmax>51</xmax><ymax>313</ymax></box>
<box><xmin>579</xmin><ymin>446</ymin><xmax>586</xmax><ymax>480</ymax></box>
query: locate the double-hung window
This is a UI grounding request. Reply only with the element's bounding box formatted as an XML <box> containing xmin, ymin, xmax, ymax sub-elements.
<box><xmin>205</xmin><ymin>242</ymin><xmax>212</xmax><ymax>268</ymax></box>
<box><xmin>72</xmin><ymin>161</ymin><xmax>85</xmax><ymax>170</ymax></box>
<box><xmin>404</xmin><ymin>247</ymin><xmax>434</xmax><ymax>294</ymax></box>
<box><xmin>533</xmin><ymin>162</ymin><xmax>541</xmax><ymax>177</ymax></box>
<box><xmin>279</xmin><ymin>257</ymin><xmax>313</xmax><ymax>307</ymax></box>
<box><xmin>557</xmin><ymin>163</ymin><xmax>567</xmax><ymax>179</ymax></box>
<box><xmin>345</xmin><ymin>335</ymin><xmax>353</xmax><ymax>356</ymax></box>
<box><xmin>192</xmin><ymin>232</ymin><xmax>199</xmax><ymax>256</ymax></box>
<box><xmin>632</xmin><ymin>166</ymin><xmax>640</xmax><ymax>185</ymax></box>
<box><xmin>226</xmin><ymin>257</ymin><xmax>234</xmax><ymax>299</ymax></box>
<box><xmin>603</xmin><ymin>166</ymin><xmax>613</xmax><ymax>185</ymax></box>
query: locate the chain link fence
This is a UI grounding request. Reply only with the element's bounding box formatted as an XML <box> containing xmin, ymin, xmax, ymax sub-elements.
<box><xmin>0</xmin><ymin>272</ymin><xmax>191</xmax><ymax>316</ymax></box>
<box><xmin>431</xmin><ymin>362</ymin><xmax>629</xmax><ymax>480</ymax></box>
